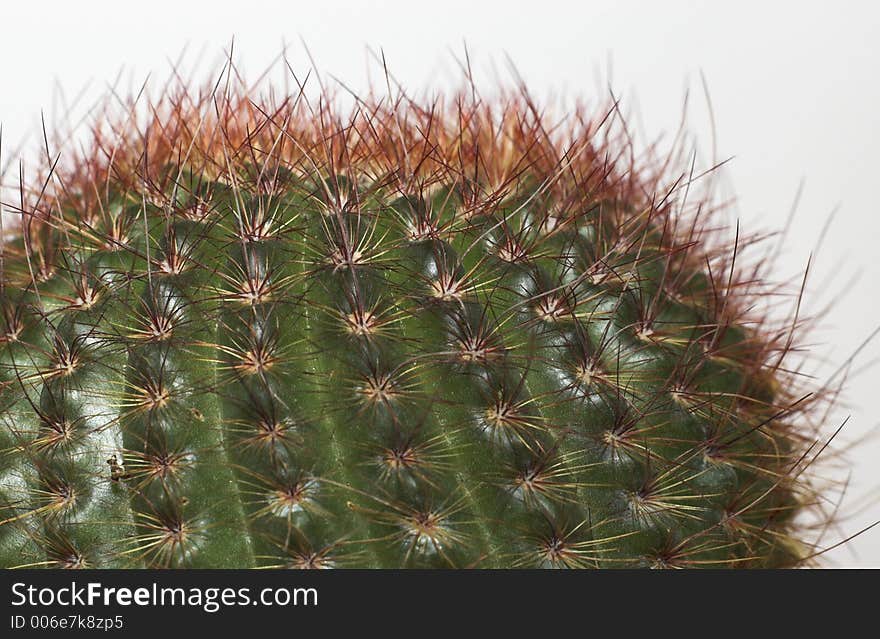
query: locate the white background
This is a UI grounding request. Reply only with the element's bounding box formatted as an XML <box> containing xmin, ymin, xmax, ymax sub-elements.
<box><xmin>1</xmin><ymin>0</ymin><xmax>878</xmax><ymax>566</ymax></box>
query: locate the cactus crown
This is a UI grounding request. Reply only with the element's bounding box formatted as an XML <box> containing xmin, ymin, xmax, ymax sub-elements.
<box><xmin>0</xmin><ymin>67</ymin><xmax>829</xmax><ymax>568</ymax></box>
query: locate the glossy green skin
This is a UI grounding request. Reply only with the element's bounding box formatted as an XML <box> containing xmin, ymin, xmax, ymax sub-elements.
<box><xmin>0</xmin><ymin>174</ymin><xmax>800</xmax><ymax>568</ymax></box>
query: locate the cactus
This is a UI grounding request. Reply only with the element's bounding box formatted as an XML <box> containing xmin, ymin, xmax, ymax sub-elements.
<box><xmin>0</xmin><ymin>72</ymin><xmax>828</xmax><ymax>569</ymax></box>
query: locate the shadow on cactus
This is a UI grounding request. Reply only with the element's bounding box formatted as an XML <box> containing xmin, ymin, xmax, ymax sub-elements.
<box><xmin>0</xmin><ymin>57</ymin><xmax>849</xmax><ymax>568</ymax></box>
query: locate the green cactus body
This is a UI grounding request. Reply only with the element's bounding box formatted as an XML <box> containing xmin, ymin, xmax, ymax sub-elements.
<box><xmin>0</xmin><ymin>90</ymin><xmax>811</xmax><ymax>568</ymax></box>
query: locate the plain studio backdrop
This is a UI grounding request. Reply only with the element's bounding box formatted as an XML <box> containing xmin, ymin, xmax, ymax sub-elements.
<box><xmin>1</xmin><ymin>0</ymin><xmax>877</xmax><ymax>567</ymax></box>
